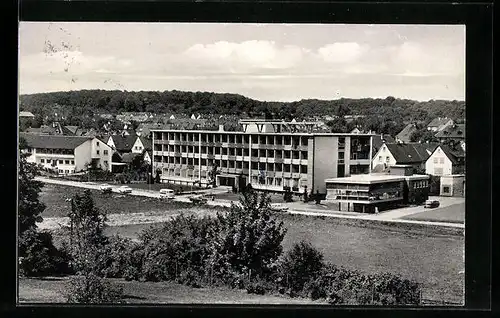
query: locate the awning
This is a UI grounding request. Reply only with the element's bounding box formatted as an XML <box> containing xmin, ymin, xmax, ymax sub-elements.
<box><xmin>217</xmin><ymin>174</ymin><xmax>239</xmax><ymax>178</ymax></box>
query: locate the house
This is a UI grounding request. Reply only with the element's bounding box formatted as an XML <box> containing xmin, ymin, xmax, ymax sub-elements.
<box><xmin>395</xmin><ymin>123</ymin><xmax>418</xmax><ymax>144</ymax></box>
<box><xmin>371</xmin><ymin>134</ymin><xmax>395</xmax><ymax>158</ymax></box>
<box><xmin>425</xmin><ymin>145</ymin><xmax>465</xmax><ymax>176</ymax></box>
<box><xmin>371</xmin><ymin>142</ymin><xmax>439</xmax><ymax>172</ymax></box>
<box><xmin>434</xmin><ymin>124</ymin><xmax>466</xmax><ymax>143</ymax></box>
<box><xmin>106</xmin><ymin>134</ymin><xmax>138</xmax><ymax>154</ymax></box>
<box><xmin>325</xmin><ymin>165</ymin><xmax>430</xmax><ymax>213</ymax></box>
<box><xmin>427</xmin><ymin>117</ymin><xmax>454</xmax><ymax>132</ymax></box>
<box><xmin>131</xmin><ymin>136</ymin><xmax>152</xmax><ymax>164</ymax></box>
<box><xmin>440</xmin><ymin>174</ymin><xmax>465</xmax><ymax>197</ymax></box>
<box><xmin>20</xmin><ymin>133</ymin><xmax>113</xmax><ymax>174</ymax></box>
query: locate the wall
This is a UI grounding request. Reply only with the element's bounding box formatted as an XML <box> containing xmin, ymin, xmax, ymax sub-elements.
<box><xmin>313</xmin><ymin>136</ymin><xmax>338</xmax><ymax>193</ymax></box>
<box><xmin>440</xmin><ymin>175</ymin><xmax>465</xmax><ymax>197</ymax></box>
<box><xmin>74</xmin><ymin>140</ymin><xmax>92</xmax><ymax>172</ymax></box>
<box><xmin>131</xmin><ymin>137</ymin><xmax>144</xmax><ymax>154</ymax></box>
<box><xmin>425</xmin><ymin>147</ymin><xmax>453</xmax><ymax>176</ymax></box>
<box><xmin>371</xmin><ymin>145</ymin><xmax>396</xmax><ymax>170</ymax></box>
<box><xmin>91</xmin><ymin>138</ymin><xmax>113</xmax><ymax>171</ymax></box>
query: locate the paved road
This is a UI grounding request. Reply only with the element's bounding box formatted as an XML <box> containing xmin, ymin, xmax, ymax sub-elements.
<box><xmin>35</xmin><ymin>177</ymin><xmax>464</xmax><ymax>229</ymax></box>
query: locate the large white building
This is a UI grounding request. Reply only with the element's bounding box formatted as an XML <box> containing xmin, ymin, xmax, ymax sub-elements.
<box><xmin>20</xmin><ymin>133</ymin><xmax>113</xmax><ymax>174</ymax></box>
<box><xmin>151</xmin><ymin>120</ymin><xmax>374</xmax><ymax>193</ymax></box>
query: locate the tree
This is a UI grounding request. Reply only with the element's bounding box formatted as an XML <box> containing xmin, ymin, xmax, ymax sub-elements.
<box><xmin>207</xmin><ymin>189</ymin><xmax>287</xmax><ymax>280</ymax></box>
<box><xmin>208</xmin><ymin>164</ymin><xmax>219</xmax><ymax>187</ymax></box>
<box><xmin>66</xmin><ymin>190</ymin><xmax>123</xmax><ymax>303</ymax></box>
<box><xmin>18</xmin><ymin>138</ymin><xmax>45</xmax><ymax>235</ymax></box>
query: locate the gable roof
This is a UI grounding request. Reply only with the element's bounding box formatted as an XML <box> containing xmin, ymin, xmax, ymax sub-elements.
<box><xmin>428</xmin><ymin>117</ymin><xmax>453</xmax><ymax>128</ymax></box>
<box><xmin>20</xmin><ymin>133</ymin><xmax>91</xmax><ymax>150</ymax></box>
<box><xmin>434</xmin><ymin>124</ymin><xmax>466</xmax><ymax>139</ymax></box>
<box><xmin>433</xmin><ymin>145</ymin><xmax>466</xmax><ymax>165</ymax></box>
<box><xmin>372</xmin><ymin>134</ymin><xmax>396</xmax><ymax>152</ymax></box>
<box><xmin>109</xmin><ymin>135</ymin><xmax>138</xmax><ymax>152</ymax></box>
<box><xmin>395</xmin><ymin>124</ymin><xmax>418</xmax><ymax>143</ymax></box>
<box><xmin>385</xmin><ymin>142</ymin><xmax>439</xmax><ymax>164</ymax></box>
<box><xmin>139</xmin><ymin>137</ymin><xmax>152</xmax><ymax>150</ymax></box>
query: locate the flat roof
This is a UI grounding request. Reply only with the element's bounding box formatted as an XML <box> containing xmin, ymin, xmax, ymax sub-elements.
<box><xmin>150</xmin><ymin>128</ymin><xmax>374</xmax><ymax>136</ymax></box>
<box><xmin>325</xmin><ymin>173</ymin><xmax>429</xmax><ymax>185</ymax></box>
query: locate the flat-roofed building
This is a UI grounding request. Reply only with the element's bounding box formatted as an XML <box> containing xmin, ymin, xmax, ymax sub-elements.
<box><xmin>151</xmin><ymin>120</ymin><xmax>374</xmax><ymax>193</ymax></box>
<box><xmin>325</xmin><ymin>165</ymin><xmax>430</xmax><ymax>213</ymax></box>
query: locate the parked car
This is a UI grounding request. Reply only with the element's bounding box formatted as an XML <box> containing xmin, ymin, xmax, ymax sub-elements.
<box><xmin>117</xmin><ymin>186</ymin><xmax>133</xmax><ymax>194</ymax></box>
<box><xmin>159</xmin><ymin>188</ymin><xmax>175</xmax><ymax>200</ymax></box>
<box><xmin>271</xmin><ymin>203</ymin><xmax>289</xmax><ymax>213</ymax></box>
<box><xmin>424</xmin><ymin>199</ymin><xmax>440</xmax><ymax>208</ymax></box>
<box><xmin>189</xmin><ymin>195</ymin><xmax>208</xmax><ymax>205</ymax></box>
<box><xmin>100</xmin><ymin>184</ymin><xmax>113</xmax><ymax>193</ymax></box>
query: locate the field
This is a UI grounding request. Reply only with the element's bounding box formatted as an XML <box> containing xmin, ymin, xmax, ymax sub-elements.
<box><xmin>38</xmin><ymin>184</ymin><xmax>211</xmax><ymax>218</ymax></box>
<box><xmin>401</xmin><ymin>203</ymin><xmax>465</xmax><ymax>224</ymax></box>
<box><xmin>32</xmin><ymin>183</ymin><xmax>464</xmax><ymax>304</ymax></box>
<box><xmin>19</xmin><ymin>277</ymin><xmax>326</xmax><ymax>304</ymax></box>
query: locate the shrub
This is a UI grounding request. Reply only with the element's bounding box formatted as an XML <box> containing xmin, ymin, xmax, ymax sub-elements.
<box><xmin>19</xmin><ymin>229</ymin><xmax>72</xmax><ymax>277</ymax></box>
<box><xmin>66</xmin><ymin>273</ymin><xmax>124</xmax><ymax>304</ymax></box>
<box><xmin>280</xmin><ymin>240</ymin><xmax>324</xmax><ymax>294</ymax></box>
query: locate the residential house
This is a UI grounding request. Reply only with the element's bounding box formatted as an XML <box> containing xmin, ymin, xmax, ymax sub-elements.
<box><xmin>427</xmin><ymin>117</ymin><xmax>454</xmax><ymax>132</ymax></box>
<box><xmin>425</xmin><ymin>145</ymin><xmax>465</xmax><ymax>176</ymax></box>
<box><xmin>371</xmin><ymin>134</ymin><xmax>396</xmax><ymax>159</ymax></box>
<box><xmin>434</xmin><ymin>123</ymin><xmax>466</xmax><ymax>143</ymax></box>
<box><xmin>440</xmin><ymin>174</ymin><xmax>465</xmax><ymax>197</ymax></box>
<box><xmin>131</xmin><ymin>136</ymin><xmax>152</xmax><ymax>164</ymax></box>
<box><xmin>20</xmin><ymin>133</ymin><xmax>113</xmax><ymax>174</ymax></box>
<box><xmin>371</xmin><ymin>142</ymin><xmax>439</xmax><ymax>172</ymax></box>
<box><xmin>395</xmin><ymin>123</ymin><xmax>418</xmax><ymax>144</ymax></box>
<box><xmin>106</xmin><ymin>134</ymin><xmax>138</xmax><ymax>154</ymax></box>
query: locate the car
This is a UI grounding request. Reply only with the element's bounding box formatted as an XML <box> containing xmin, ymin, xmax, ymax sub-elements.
<box><xmin>424</xmin><ymin>199</ymin><xmax>440</xmax><ymax>208</ymax></box>
<box><xmin>189</xmin><ymin>195</ymin><xmax>208</xmax><ymax>205</ymax></box>
<box><xmin>100</xmin><ymin>184</ymin><xmax>113</xmax><ymax>193</ymax></box>
<box><xmin>270</xmin><ymin>203</ymin><xmax>289</xmax><ymax>213</ymax></box>
<box><xmin>159</xmin><ymin>188</ymin><xmax>175</xmax><ymax>200</ymax></box>
<box><xmin>117</xmin><ymin>186</ymin><xmax>133</xmax><ymax>194</ymax></box>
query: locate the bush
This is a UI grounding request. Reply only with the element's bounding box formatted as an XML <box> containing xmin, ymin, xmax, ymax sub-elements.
<box><xmin>66</xmin><ymin>273</ymin><xmax>124</xmax><ymax>304</ymax></box>
<box><xmin>98</xmin><ymin>235</ymin><xmax>138</xmax><ymax>279</ymax></box>
<box><xmin>19</xmin><ymin>229</ymin><xmax>72</xmax><ymax>277</ymax></box>
<box><xmin>280</xmin><ymin>240</ymin><xmax>324</xmax><ymax>294</ymax></box>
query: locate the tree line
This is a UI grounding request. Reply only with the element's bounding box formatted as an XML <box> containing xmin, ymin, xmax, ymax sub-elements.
<box><xmin>19</xmin><ymin>90</ymin><xmax>465</xmax><ymax>135</ymax></box>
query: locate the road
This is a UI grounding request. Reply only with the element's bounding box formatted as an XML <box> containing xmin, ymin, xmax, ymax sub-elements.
<box><xmin>35</xmin><ymin>177</ymin><xmax>464</xmax><ymax>229</ymax></box>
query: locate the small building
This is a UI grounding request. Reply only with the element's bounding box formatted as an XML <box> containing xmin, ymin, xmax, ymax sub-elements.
<box><xmin>325</xmin><ymin>165</ymin><xmax>430</xmax><ymax>213</ymax></box>
<box><xmin>434</xmin><ymin>124</ymin><xmax>466</xmax><ymax>143</ymax></box>
<box><xmin>427</xmin><ymin>117</ymin><xmax>454</xmax><ymax>132</ymax></box>
<box><xmin>371</xmin><ymin>142</ymin><xmax>439</xmax><ymax>172</ymax></box>
<box><xmin>395</xmin><ymin>123</ymin><xmax>418</xmax><ymax>144</ymax></box>
<box><xmin>425</xmin><ymin>145</ymin><xmax>466</xmax><ymax>176</ymax></box>
<box><xmin>440</xmin><ymin>174</ymin><xmax>465</xmax><ymax>197</ymax></box>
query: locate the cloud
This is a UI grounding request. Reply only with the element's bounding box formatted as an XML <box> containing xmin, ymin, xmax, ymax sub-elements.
<box><xmin>317</xmin><ymin>42</ymin><xmax>365</xmax><ymax>63</ymax></box>
<box><xmin>184</xmin><ymin>40</ymin><xmax>305</xmax><ymax>70</ymax></box>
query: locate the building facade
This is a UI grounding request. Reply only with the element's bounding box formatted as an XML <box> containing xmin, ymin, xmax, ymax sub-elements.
<box><xmin>425</xmin><ymin>145</ymin><xmax>466</xmax><ymax>176</ymax></box>
<box><xmin>325</xmin><ymin>165</ymin><xmax>429</xmax><ymax>213</ymax></box>
<box><xmin>21</xmin><ymin>133</ymin><xmax>113</xmax><ymax>174</ymax></box>
<box><xmin>151</xmin><ymin>121</ymin><xmax>374</xmax><ymax>193</ymax></box>
<box><xmin>440</xmin><ymin>174</ymin><xmax>465</xmax><ymax>197</ymax></box>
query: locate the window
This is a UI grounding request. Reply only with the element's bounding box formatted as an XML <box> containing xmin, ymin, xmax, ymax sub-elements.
<box><xmin>378</xmin><ymin>156</ymin><xmax>382</xmax><ymax>162</ymax></box>
<box><xmin>65</xmin><ymin>170</ymin><xmax>69</xmax><ymax>174</ymax></box>
<box><xmin>96</xmin><ymin>150</ymin><xmax>100</xmax><ymax>155</ymax></box>
<box><xmin>104</xmin><ymin>150</ymin><xmax>108</xmax><ymax>155</ymax></box>
<box><xmin>46</xmin><ymin>159</ymin><xmax>51</xmax><ymax>163</ymax></box>
<box><xmin>434</xmin><ymin>167</ymin><xmax>443</xmax><ymax>175</ymax></box>
<box><xmin>443</xmin><ymin>186</ymin><xmax>450</xmax><ymax>194</ymax></box>
<box><xmin>40</xmin><ymin>159</ymin><xmax>45</xmax><ymax>163</ymax></box>
<box><xmin>59</xmin><ymin>160</ymin><xmax>63</xmax><ymax>164</ymax></box>
<box><xmin>439</xmin><ymin>158</ymin><xmax>445</xmax><ymax>164</ymax></box>
<box><xmin>434</xmin><ymin>157</ymin><xmax>438</xmax><ymax>164</ymax></box>
<box><xmin>386</xmin><ymin>156</ymin><xmax>390</xmax><ymax>163</ymax></box>
<box><xmin>97</xmin><ymin>142</ymin><xmax>100</xmax><ymax>146</ymax></box>
<box><xmin>65</xmin><ymin>160</ymin><xmax>70</xmax><ymax>164</ymax></box>
<box><xmin>71</xmin><ymin>160</ymin><xmax>74</xmax><ymax>165</ymax></box>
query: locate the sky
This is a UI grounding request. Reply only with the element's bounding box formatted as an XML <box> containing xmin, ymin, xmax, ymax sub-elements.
<box><xmin>19</xmin><ymin>23</ymin><xmax>465</xmax><ymax>102</ymax></box>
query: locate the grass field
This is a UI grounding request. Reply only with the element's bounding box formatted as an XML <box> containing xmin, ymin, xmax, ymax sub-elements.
<box><xmin>18</xmin><ymin>277</ymin><xmax>326</xmax><ymax>304</ymax></box>
<box><xmin>401</xmin><ymin>203</ymin><xmax>465</xmax><ymax>224</ymax></box>
<box><xmin>36</xmin><ymin>183</ymin><xmax>465</xmax><ymax>304</ymax></box>
<box><xmin>39</xmin><ymin>184</ymin><xmax>216</xmax><ymax>218</ymax></box>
